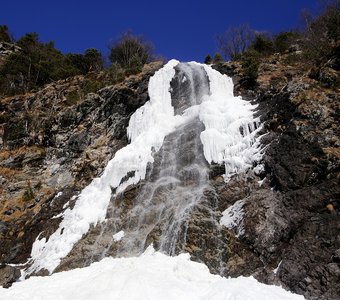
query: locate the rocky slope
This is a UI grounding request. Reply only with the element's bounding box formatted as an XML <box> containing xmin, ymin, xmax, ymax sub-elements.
<box><xmin>213</xmin><ymin>50</ymin><xmax>339</xmax><ymax>300</ymax></box>
<box><xmin>0</xmin><ymin>61</ymin><xmax>162</xmax><ymax>272</ymax></box>
<box><xmin>0</xmin><ymin>52</ymin><xmax>339</xmax><ymax>300</ymax></box>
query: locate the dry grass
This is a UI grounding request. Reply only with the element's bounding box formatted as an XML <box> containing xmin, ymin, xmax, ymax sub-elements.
<box><xmin>0</xmin><ymin>166</ymin><xmax>19</xmax><ymax>178</ymax></box>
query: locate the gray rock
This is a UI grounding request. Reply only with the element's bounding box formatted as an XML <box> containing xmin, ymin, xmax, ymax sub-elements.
<box><xmin>0</xmin><ymin>265</ymin><xmax>21</xmax><ymax>288</ymax></box>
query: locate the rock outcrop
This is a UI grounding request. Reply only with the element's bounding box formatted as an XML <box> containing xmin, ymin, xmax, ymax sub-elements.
<box><xmin>213</xmin><ymin>51</ymin><xmax>339</xmax><ymax>300</ymax></box>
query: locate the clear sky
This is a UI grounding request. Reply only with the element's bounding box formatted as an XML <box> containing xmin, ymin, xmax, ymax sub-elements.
<box><xmin>1</xmin><ymin>0</ymin><xmax>321</xmax><ymax>62</ymax></box>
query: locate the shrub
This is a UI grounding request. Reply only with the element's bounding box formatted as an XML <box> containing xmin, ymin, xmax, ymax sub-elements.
<box><xmin>250</xmin><ymin>34</ymin><xmax>274</xmax><ymax>56</ymax></box>
<box><xmin>274</xmin><ymin>31</ymin><xmax>300</xmax><ymax>53</ymax></box>
<box><xmin>124</xmin><ymin>55</ymin><xmax>144</xmax><ymax>75</ymax></box>
<box><xmin>6</xmin><ymin>119</ymin><xmax>26</xmax><ymax>141</ymax></box>
<box><xmin>84</xmin><ymin>48</ymin><xmax>103</xmax><ymax>72</ymax></box>
<box><xmin>81</xmin><ymin>78</ymin><xmax>104</xmax><ymax>94</ymax></box>
<box><xmin>23</xmin><ymin>181</ymin><xmax>34</xmax><ymax>201</ymax></box>
<box><xmin>240</xmin><ymin>49</ymin><xmax>260</xmax><ymax>84</ymax></box>
<box><xmin>106</xmin><ymin>63</ymin><xmax>126</xmax><ymax>84</ymax></box>
<box><xmin>0</xmin><ymin>25</ymin><xmax>12</xmax><ymax>43</ymax></box>
<box><xmin>65</xmin><ymin>90</ymin><xmax>80</xmax><ymax>106</ymax></box>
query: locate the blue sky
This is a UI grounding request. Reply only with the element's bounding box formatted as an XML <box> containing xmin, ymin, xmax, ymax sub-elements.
<box><xmin>1</xmin><ymin>0</ymin><xmax>320</xmax><ymax>62</ymax></box>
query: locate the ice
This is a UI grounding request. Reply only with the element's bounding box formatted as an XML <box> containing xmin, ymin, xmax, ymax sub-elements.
<box><xmin>200</xmin><ymin>64</ymin><xmax>263</xmax><ymax>181</ymax></box>
<box><xmin>1</xmin><ymin>248</ymin><xmax>304</xmax><ymax>300</ymax></box>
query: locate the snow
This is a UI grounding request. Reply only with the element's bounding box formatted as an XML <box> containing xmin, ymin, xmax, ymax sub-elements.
<box><xmin>1</xmin><ymin>248</ymin><xmax>304</xmax><ymax>300</ymax></box>
<box><xmin>112</xmin><ymin>230</ymin><xmax>125</xmax><ymax>241</ymax></box>
<box><xmin>220</xmin><ymin>199</ymin><xmax>245</xmax><ymax>237</ymax></box>
<box><xmin>26</xmin><ymin>60</ymin><xmax>263</xmax><ymax>276</ymax></box>
<box><xmin>273</xmin><ymin>260</ymin><xmax>282</xmax><ymax>274</ymax></box>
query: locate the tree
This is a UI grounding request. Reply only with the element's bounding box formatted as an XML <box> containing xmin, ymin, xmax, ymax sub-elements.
<box><xmin>204</xmin><ymin>54</ymin><xmax>212</xmax><ymax>64</ymax></box>
<box><xmin>0</xmin><ymin>25</ymin><xmax>12</xmax><ymax>43</ymax></box>
<box><xmin>240</xmin><ymin>49</ymin><xmax>260</xmax><ymax>86</ymax></box>
<box><xmin>250</xmin><ymin>34</ymin><xmax>274</xmax><ymax>55</ymax></box>
<box><xmin>274</xmin><ymin>31</ymin><xmax>300</xmax><ymax>53</ymax></box>
<box><xmin>217</xmin><ymin>24</ymin><xmax>255</xmax><ymax>59</ymax></box>
<box><xmin>301</xmin><ymin>2</ymin><xmax>340</xmax><ymax>63</ymax></box>
<box><xmin>109</xmin><ymin>32</ymin><xmax>153</xmax><ymax>69</ymax></box>
<box><xmin>84</xmin><ymin>48</ymin><xmax>103</xmax><ymax>72</ymax></box>
<box><xmin>213</xmin><ymin>53</ymin><xmax>223</xmax><ymax>63</ymax></box>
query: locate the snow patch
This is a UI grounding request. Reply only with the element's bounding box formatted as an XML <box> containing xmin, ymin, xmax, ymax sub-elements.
<box><xmin>220</xmin><ymin>199</ymin><xmax>245</xmax><ymax>237</ymax></box>
<box><xmin>273</xmin><ymin>260</ymin><xmax>282</xmax><ymax>274</ymax></box>
<box><xmin>2</xmin><ymin>249</ymin><xmax>304</xmax><ymax>300</ymax></box>
<box><xmin>113</xmin><ymin>231</ymin><xmax>125</xmax><ymax>241</ymax></box>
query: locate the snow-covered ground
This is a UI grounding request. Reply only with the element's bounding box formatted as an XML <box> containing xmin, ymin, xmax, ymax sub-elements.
<box><xmin>1</xmin><ymin>248</ymin><xmax>304</xmax><ymax>300</ymax></box>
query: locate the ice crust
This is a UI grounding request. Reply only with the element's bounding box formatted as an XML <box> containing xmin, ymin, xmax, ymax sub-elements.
<box><xmin>26</xmin><ymin>60</ymin><xmax>262</xmax><ymax>275</ymax></box>
<box><xmin>2</xmin><ymin>248</ymin><xmax>304</xmax><ymax>300</ymax></box>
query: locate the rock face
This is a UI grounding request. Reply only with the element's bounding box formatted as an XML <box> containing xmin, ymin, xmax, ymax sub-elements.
<box><xmin>0</xmin><ymin>54</ymin><xmax>339</xmax><ymax>300</ymax></box>
<box><xmin>213</xmin><ymin>52</ymin><xmax>339</xmax><ymax>300</ymax></box>
<box><xmin>0</xmin><ymin>62</ymin><xmax>163</xmax><ymax>265</ymax></box>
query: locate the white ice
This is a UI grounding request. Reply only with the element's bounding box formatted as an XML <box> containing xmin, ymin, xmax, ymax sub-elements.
<box><xmin>1</xmin><ymin>248</ymin><xmax>304</xmax><ymax>300</ymax></box>
<box><xmin>200</xmin><ymin>64</ymin><xmax>263</xmax><ymax>181</ymax></box>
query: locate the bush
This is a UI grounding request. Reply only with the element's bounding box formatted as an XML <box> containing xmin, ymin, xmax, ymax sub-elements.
<box><xmin>240</xmin><ymin>49</ymin><xmax>260</xmax><ymax>84</ymax></box>
<box><xmin>124</xmin><ymin>55</ymin><xmax>144</xmax><ymax>75</ymax></box>
<box><xmin>274</xmin><ymin>31</ymin><xmax>300</xmax><ymax>53</ymax></box>
<box><xmin>6</xmin><ymin>119</ymin><xmax>26</xmax><ymax>141</ymax></box>
<box><xmin>65</xmin><ymin>90</ymin><xmax>80</xmax><ymax>106</ymax></box>
<box><xmin>106</xmin><ymin>63</ymin><xmax>126</xmax><ymax>84</ymax></box>
<box><xmin>0</xmin><ymin>25</ymin><xmax>12</xmax><ymax>43</ymax></box>
<box><xmin>23</xmin><ymin>181</ymin><xmax>34</xmax><ymax>201</ymax></box>
<box><xmin>250</xmin><ymin>34</ymin><xmax>274</xmax><ymax>56</ymax></box>
<box><xmin>84</xmin><ymin>48</ymin><xmax>103</xmax><ymax>72</ymax></box>
<box><xmin>81</xmin><ymin>78</ymin><xmax>104</xmax><ymax>94</ymax></box>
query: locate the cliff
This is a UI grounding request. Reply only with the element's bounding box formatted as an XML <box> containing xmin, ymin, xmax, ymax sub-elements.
<box><xmin>0</xmin><ymin>51</ymin><xmax>339</xmax><ymax>300</ymax></box>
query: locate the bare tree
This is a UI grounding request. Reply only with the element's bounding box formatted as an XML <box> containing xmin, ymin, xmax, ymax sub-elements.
<box><xmin>216</xmin><ymin>24</ymin><xmax>255</xmax><ymax>59</ymax></box>
<box><xmin>109</xmin><ymin>32</ymin><xmax>153</xmax><ymax>68</ymax></box>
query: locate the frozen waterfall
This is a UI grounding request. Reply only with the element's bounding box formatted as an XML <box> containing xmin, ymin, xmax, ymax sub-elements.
<box><xmin>25</xmin><ymin>60</ymin><xmax>262</xmax><ymax>276</ymax></box>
